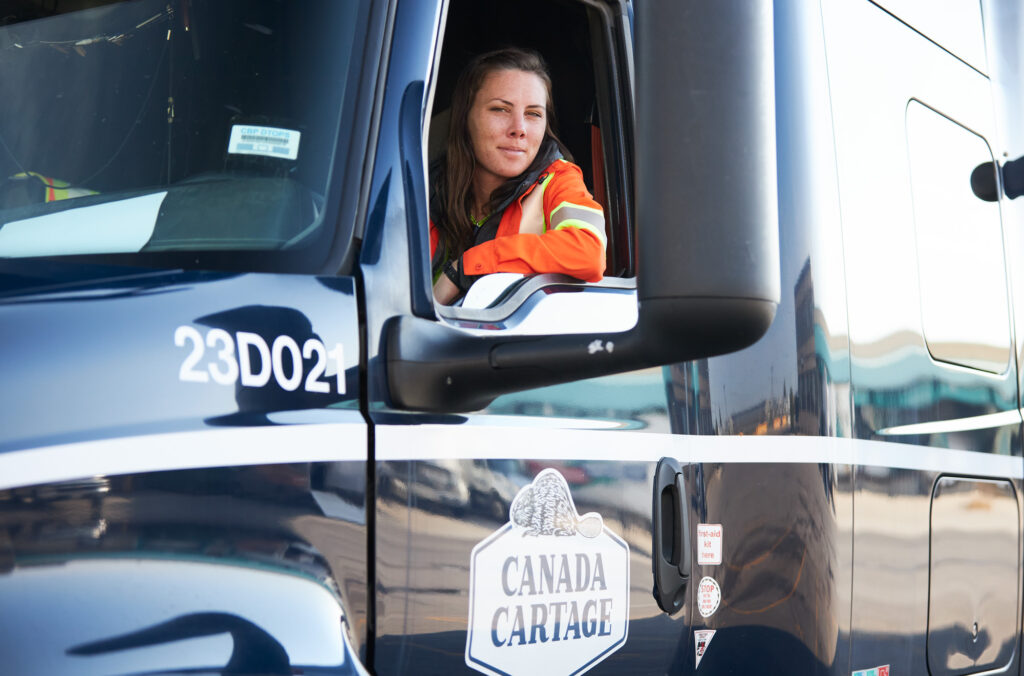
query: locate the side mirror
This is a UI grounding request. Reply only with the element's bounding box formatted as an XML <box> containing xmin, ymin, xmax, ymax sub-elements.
<box><xmin>386</xmin><ymin>0</ymin><xmax>780</xmax><ymax>412</ymax></box>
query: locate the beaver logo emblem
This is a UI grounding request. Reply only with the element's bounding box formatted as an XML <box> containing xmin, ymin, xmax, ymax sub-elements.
<box><xmin>510</xmin><ymin>469</ymin><xmax>604</xmax><ymax>538</ymax></box>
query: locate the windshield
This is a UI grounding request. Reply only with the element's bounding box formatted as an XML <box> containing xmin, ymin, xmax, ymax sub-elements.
<box><xmin>0</xmin><ymin>0</ymin><xmax>368</xmax><ymax>272</ymax></box>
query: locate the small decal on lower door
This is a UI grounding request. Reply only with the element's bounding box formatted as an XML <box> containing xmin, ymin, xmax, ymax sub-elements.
<box><xmin>853</xmin><ymin>667</ymin><xmax>890</xmax><ymax>676</ymax></box>
<box><xmin>694</xmin><ymin>629</ymin><xmax>716</xmax><ymax>669</ymax></box>
<box><xmin>465</xmin><ymin>468</ymin><xmax>630</xmax><ymax>676</ymax></box>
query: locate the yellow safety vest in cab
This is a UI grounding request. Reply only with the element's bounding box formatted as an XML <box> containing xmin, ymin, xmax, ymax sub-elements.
<box><xmin>0</xmin><ymin>172</ymin><xmax>97</xmax><ymax>208</ymax></box>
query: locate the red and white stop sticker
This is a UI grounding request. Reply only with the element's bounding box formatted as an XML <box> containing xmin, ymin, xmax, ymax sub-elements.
<box><xmin>697</xmin><ymin>576</ymin><xmax>721</xmax><ymax>618</ymax></box>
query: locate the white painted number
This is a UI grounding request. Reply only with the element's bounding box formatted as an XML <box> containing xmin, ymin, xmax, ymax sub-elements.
<box><xmin>206</xmin><ymin>328</ymin><xmax>238</xmax><ymax>385</ymax></box>
<box><xmin>329</xmin><ymin>343</ymin><xmax>345</xmax><ymax>395</ymax></box>
<box><xmin>303</xmin><ymin>339</ymin><xmax>330</xmax><ymax>393</ymax></box>
<box><xmin>175</xmin><ymin>325</ymin><xmax>209</xmax><ymax>383</ymax></box>
<box><xmin>175</xmin><ymin>325</ymin><xmax>345</xmax><ymax>395</ymax></box>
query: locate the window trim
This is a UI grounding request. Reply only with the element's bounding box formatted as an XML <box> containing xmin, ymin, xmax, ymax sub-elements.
<box><xmin>421</xmin><ymin>0</ymin><xmax>636</xmax><ymax>321</ymax></box>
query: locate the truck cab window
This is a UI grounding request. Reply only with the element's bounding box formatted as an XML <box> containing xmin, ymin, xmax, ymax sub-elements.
<box><xmin>0</xmin><ymin>0</ymin><xmax>369</xmax><ymax>274</ymax></box>
<box><xmin>425</xmin><ymin>0</ymin><xmax>635</xmax><ymax>333</ymax></box>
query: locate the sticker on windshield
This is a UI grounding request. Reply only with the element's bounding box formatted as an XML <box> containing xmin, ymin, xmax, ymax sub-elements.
<box><xmin>466</xmin><ymin>468</ymin><xmax>630</xmax><ymax>676</ymax></box>
<box><xmin>228</xmin><ymin>125</ymin><xmax>301</xmax><ymax>160</ymax></box>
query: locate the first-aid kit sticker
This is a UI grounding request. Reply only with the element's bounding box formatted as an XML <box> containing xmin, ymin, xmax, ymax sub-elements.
<box><xmin>465</xmin><ymin>468</ymin><xmax>630</xmax><ymax>676</ymax></box>
<box><xmin>228</xmin><ymin>124</ymin><xmax>301</xmax><ymax>160</ymax></box>
<box><xmin>697</xmin><ymin>523</ymin><xmax>722</xmax><ymax>565</ymax></box>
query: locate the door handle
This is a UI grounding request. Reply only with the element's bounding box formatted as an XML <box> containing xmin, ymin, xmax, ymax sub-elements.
<box><xmin>652</xmin><ymin>457</ymin><xmax>691</xmax><ymax>614</ymax></box>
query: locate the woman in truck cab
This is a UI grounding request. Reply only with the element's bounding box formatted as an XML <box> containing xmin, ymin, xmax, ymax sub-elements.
<box><xmin>430</xmin><ymin>47</ymin><xmax>607</xmax><ymax>305</ymax></box>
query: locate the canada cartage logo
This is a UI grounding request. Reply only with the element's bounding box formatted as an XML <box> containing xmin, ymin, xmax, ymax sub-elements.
<box><xmin>465</xmin><ymin>468</ymin><xmax>630</xmax><ymax>676</ymax></box>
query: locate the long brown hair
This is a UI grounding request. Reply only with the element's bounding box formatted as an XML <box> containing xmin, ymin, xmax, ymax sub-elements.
<box><xmin>434</xmin><ymin>47</ymin><xmax>568</xmax><ymax>264</ymax></box>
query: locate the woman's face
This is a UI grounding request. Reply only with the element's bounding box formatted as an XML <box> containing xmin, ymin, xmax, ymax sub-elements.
<box><xmin>467</xmin><ymin>68</ymin><xmax>548</xmax><ymax>191</ymax></box>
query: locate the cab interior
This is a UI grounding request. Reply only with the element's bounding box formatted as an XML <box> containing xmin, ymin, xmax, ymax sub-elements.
<box><xmin>429</xmin><ymin>0</ymin><xmax>633</xmax><ymax>279</ymax></box>
<box><xmin>0</xmin><ymin>0</ymin><xmax>360</xmax><ymax>269</ymax></box>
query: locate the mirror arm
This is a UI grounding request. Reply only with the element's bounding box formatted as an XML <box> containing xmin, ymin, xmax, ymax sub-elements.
<box><xmin>386</xmin><ymin>296</ymin><xmax>775</xmax><ymax>413</ymax></box>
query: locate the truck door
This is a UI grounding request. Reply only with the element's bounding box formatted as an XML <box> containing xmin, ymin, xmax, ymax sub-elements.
<box><xmin>362</xmin><ymin>1</ymin><xmax>680</xmax><ymax>672</ymax></box>
<box><xmin>362</xmin><ymin>0</ymin><xmax>779</xmax><ymax>674</ymax></box>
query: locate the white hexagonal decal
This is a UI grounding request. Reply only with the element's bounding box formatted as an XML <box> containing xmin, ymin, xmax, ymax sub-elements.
<box><xmin>465</xmin><ymin>468</ymin><xmax>630</xmax><ymax>676</ymax></box>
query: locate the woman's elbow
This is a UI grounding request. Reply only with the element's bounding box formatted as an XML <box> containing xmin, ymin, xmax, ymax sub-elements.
<box><xmin>572</xmin><ymin>233</ymin><xmax>606</xmax><ymax>282</ymax></box>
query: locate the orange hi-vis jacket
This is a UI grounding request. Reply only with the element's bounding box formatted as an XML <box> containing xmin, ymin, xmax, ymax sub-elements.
<box><xmin>430</xmin><ymin>158</ymin><xmax>607</xmax><ymax>284</ymax></box>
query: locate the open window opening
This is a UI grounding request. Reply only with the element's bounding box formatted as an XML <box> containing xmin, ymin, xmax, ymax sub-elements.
<box><xmin>426</xmin><ymin>0</ymin><xmax>635</xmax><ymax>333</ymax></box>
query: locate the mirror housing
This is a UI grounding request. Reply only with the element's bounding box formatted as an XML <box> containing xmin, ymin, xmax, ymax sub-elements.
<box><xmin>386</xmin><ymin>0</ymin><xmax>780</xmax><ymax>412</ymax></box>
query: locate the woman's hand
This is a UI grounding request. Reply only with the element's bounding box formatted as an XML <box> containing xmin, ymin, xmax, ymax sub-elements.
<box><xmin>433</xmin><ymin>260</ymin><xmax>462</xmax><ymax>305</ymax></box>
